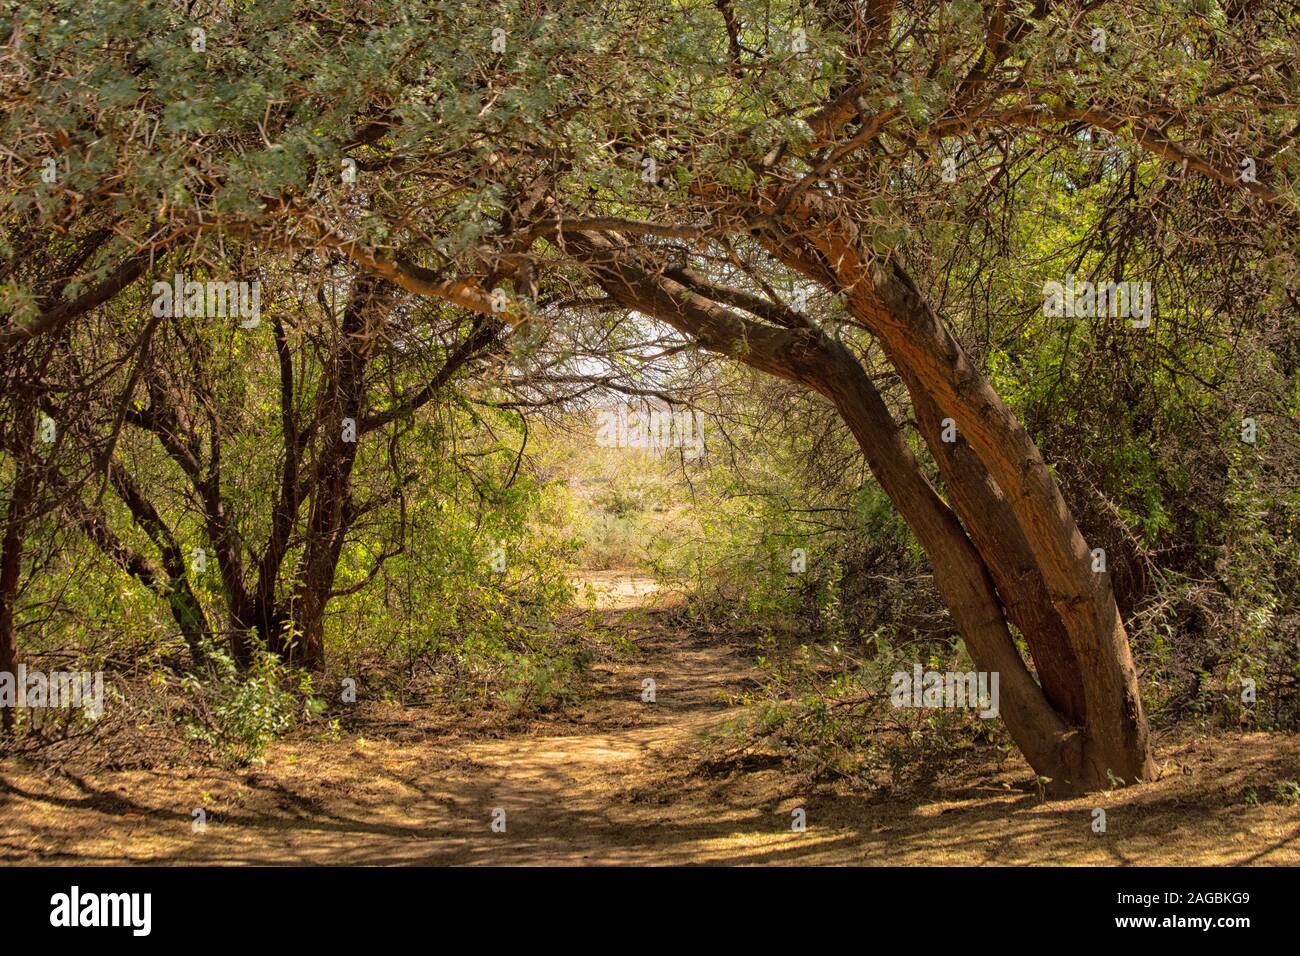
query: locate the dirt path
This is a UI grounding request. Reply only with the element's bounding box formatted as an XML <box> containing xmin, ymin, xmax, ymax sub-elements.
<box><xmin>2</xmin><ymin>571</ymin><xmax>1298</xmax><ymax>865</ymax></box>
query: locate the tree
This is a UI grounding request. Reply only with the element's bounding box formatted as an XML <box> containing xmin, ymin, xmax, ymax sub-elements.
<box><xmin>2</xmin><ymin>0</ymin><xmax>1294</xmax><ymax>790</ymax></box>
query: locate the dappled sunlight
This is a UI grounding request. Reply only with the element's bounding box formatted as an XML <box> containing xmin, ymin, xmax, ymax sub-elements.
<box><xmin>2</xmin><ymin>575</ymin><xmax>1297</xmax><ymax>866</ymax></box>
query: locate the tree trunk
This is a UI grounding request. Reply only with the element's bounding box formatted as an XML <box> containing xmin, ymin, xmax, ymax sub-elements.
<box><xmin>0</xmin><ymin>502</ymin><xmax>25</xmax><ymax>734</ymax></box>
<box><xmin>744</xmin><ymin>195</ymin><xmax>1153</xmax><ymax>787</ymax></box>
<box><xmin>571</xmin><ymin>229</ymin><xmax>1155</xmax><ymax>791</ymax></box>
<box><xmin>289</xmin><ymin>275</ymin><xmax>395</xmax><ymax>671</ymax></box>
<box><xmin>817</xmin><ymin>345</ymin><xmax>1080</xmax><ymax>780</ymax></box>
<box><xmin>102</xmin><ymin>460</ymin><xmax>213</xmax><ymax>668</ymax></box>
<box><xmin>65</xmin><ymin>492</ymin><xmax>212</xmax><ymax>669</ymax></box>
<box><xmin>571</xmin><ymin>233</ymin><xmax>1083</xmax><ymax>782</ymax></box>
<box><xmin>841</xmin><ymin>261</ymin><xmax>1156</xmax><ymax>788</ymax></box>
<box><xmin>905</xmin><ymin>376</ymin><xmax>1089</xmax><ymax>727</ymax></box>
<box><xmin>0</xmin><ymin>401</ymin><xmax>39</xmax><ymax>734</ymax></box>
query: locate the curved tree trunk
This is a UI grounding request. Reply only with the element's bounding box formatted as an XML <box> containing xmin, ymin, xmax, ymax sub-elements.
<box><xmin>570</xmin><ymin>232</ymin><xmax>1086</xmax><ymax>783</ymax></box>
<box><xmin>65</xmin><ymin>493</ymin><xmax>212</xmax><ymax>669</ymax></box>
<box><xmin>904</xmin><ymin>376</ymin><xmax>1088</xmax><ymax>727</ymax></box>
<box><xmin>569</xmin><ymin>228</ymin><xmax>1155</xmax><ymax>791</ymax></box>
<box><xmin>841</xmin><ymin>261</ymin><xmax>1156</xmax><ymax>788</ymax></box>
<box><xmin>743</xmin><ymin>183</ymin><xmax>1154</xmax><ymax>788</ymax></box>
<box><xmin>816</xmin><ymin>345</ymin><xmax>1080</xmax><ymax>780</ymax></box>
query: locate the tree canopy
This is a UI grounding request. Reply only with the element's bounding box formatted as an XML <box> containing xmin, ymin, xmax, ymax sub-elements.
<box><xmin>2</xmin><ymin>0</ymin><xmax>1296</xmax><ymax>795</ymax></box>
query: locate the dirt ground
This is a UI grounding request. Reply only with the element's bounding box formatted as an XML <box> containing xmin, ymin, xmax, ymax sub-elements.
<box><xmin>1</xmin><ymin>572</ymin><xmax>1297</xmax><ymax>865</ymax></box>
